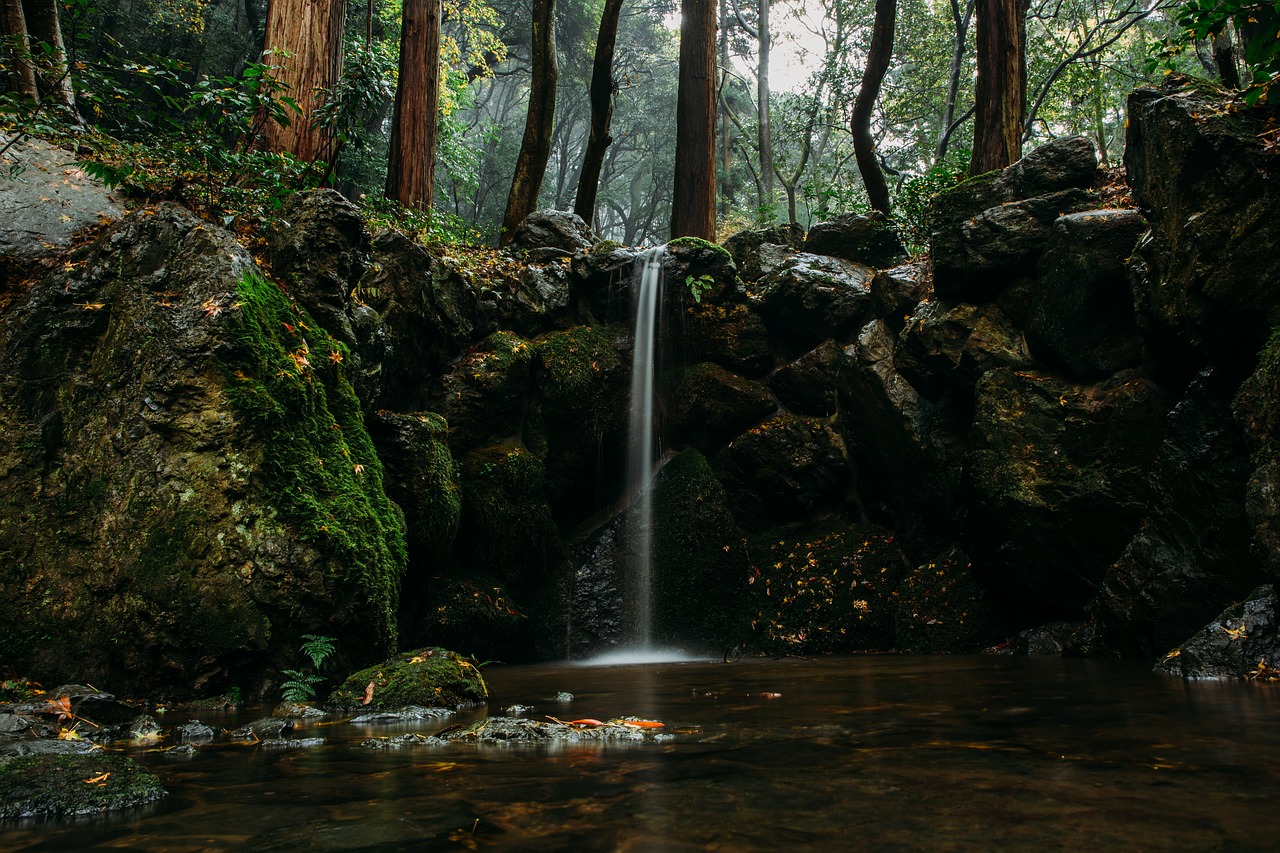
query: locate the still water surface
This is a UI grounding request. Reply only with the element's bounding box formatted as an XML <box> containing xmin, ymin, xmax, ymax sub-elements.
<box><xmin>3</xmin><ymin>655</ymin><xmax>1278</xmax><ymax>851</ymax></box>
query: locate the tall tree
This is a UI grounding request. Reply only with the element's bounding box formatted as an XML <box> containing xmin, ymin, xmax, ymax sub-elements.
<box><xmin>717</xmin><ymin>0</ymin><xmax>734</xmax><ymax>216</ymax></box>
<box><xmin>501</xmin><ymin>0</ymin><xmax>558</xmax><ymax>243</ymax></box>
<box><xmin>573</xmin><ymin>0</ymin><xmax>624</xmax><ymax>226</ymax></box>
<box><xmin>971</xmin><ymin>0</ymin><xmax>1027</xmax><ymax>174</ymax></box>
<box><xmin>0</xmin><ymin>0</ymin><xmax>37</xmax><ymax>100</ymax></box>
<box><xmin>935</xmin><ymin>0</ymin><xmax>975</xmax><ymax>163</ymax></box>
<box><xmin>260</xmin><ymin>0</ymin><xmax>347</xmax><ymax>163</ymax></box>
<box><xmin>851</xmin><ymin>0</ymin><xmax>894</xmax><ymax>214</ymax></box>
<box><xmin>23</xmin><ymin>0</ymin><xmax>74</xmax><ymax>112</ymax></box>
<box><xmin>671</xmin><ymin>0</ymin><xmax>717</xmax><ymax>240</ymax></box>
<box><xmin>386</xmin><ymin>0</ymin><xmax>442</xmax><ymax>210</ymax></box>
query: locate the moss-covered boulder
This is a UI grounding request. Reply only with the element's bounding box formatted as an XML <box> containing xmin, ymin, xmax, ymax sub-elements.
<box><xmin>0</xmin><ymin>753</ymin><xmax>165</xmax><ymax>818</ymax></box>
<box><xmin>410</xmin><ymin>576</ymin><xmax>530</xmax><ymax>659</ymax></box>
<box><xmin>328</xmin><ymin>647</ymin><xmax>488</xmax><ymax>710</ymax></box>
<box><xmin>666</xmin><ymin>362</ymin><xmax>775</xmax><ymax>451</ymax></box>
<box><xmin>0</xmin><ymin>205</ymin><xmax>405</xmax><ymax>696</ymax></box>
<box><xmin>1236</xmin><ymin>328</ymin><xmax>1280</xmax><ymax>585</ymax></box>
<box><xmin>427</xmin><ymin>330</ymin><xmax>534</xmax><ymax>453</ymax></box>
<box><xmin>683</xmin><ymin>301</ymin><xmax>775</xmax><ymax>378</ymax></box>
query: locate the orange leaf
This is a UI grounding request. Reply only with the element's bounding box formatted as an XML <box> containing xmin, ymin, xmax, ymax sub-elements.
<box><xmin>361</xmin><ymin>681</ymin><xmax>375</xmax><ymax>706</ymax></box>
<box><xmin>568</xmin><ymin>718</ymin><xmax>604</xmax><ymax>727</ymax></box>
<box><xmin>618</xmin><ymin>720</ymin><xmax>664</xmax><ymax>728</ymax></box>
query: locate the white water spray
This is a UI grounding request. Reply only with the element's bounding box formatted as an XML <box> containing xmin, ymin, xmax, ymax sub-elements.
<box><xmin>625</xmin><ymin>247</ymin><xmax>665</xmax><ymax>649</ymax></box>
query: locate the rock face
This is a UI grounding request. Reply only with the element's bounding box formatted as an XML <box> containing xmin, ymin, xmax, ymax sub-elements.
<box><xmin>753</xmin><ymin>253</ymin><xmax>874</xmax><ymax>351</ymax></box>
<box><xmin>0</xmin><ymin>205</ymin><xmax>405</xmax><ymax>695</ymax></box>
<box><xmin>1157</xmin><ymin>585</ymin><xmax>1280</xmax><ymax>680</ymax></box>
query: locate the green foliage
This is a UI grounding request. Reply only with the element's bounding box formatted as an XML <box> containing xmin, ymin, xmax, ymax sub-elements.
<box><xmin>1153</xmin><ymin>0</ymin><xmax>1280</xmax><ymax>105</ymax></box>
<box><xmin>895</xmin><ymin>161</ymin><xmax>970</xmax><ymax>252</ymax></box>
<box><xmin>327</xmin><ymin>647</ymin><xmax>489</xmax><ymax>709</ymax></box>
<box><xmin>684</xmin><ymin>274</ymin><xmax>715</xmax><ymax>304</ymax></box>
<box><xmin>279</xmin><ymin>634</ymin><xmax>339</xmax><ymax>702</ymax></box>
<box><xmin>300</xmin><ymin>633</ymin><xmax>338</xmax><ymax>669</ymax></box>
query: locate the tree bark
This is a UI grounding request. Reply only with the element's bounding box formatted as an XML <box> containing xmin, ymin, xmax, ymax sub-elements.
<box><xmin>756</xmin><ymin>0</ymin><xmax>773</xmax><ymax>221</ymax></box>
<box><xmin>852</xmin><ymin>0</ymin><xmax>894</xmax><ymax>214</ymax></box>
<box><xmin>385</xmin><ymin>0</ymin><xmax>441</xmax><ymax>211</ymax></box>
<box><xmin>671</xmin><ymin>0</ymin><xmax>717</xmax><ymax>240</ymax></box>
<box><xmin>971</xmin><ymin>0</ymin><xmax>1026</xmax><ymax>175</ymax></box>
<box><xmin>21</xmin><ymin>0</ymin><xmax>73</xmax><ymax>111</ymax></box>
<box><xmin>260</xmin><ymin>0</ymin><xmax>346</xmax><ymax>163</ymax></box>
<box><xmin>573</xmin><ymin>0</ymin><xmax>623</xmax><ymax>226</ymax></box>
<box><xmin>501</xmin><ymin>0</ymin><xmax>558</xmax><ymax>244</ymax></box>
<box><xmin>0</xmin><ymin>0</ymin><xmax>37</xmax><ymax>100</ymax></box>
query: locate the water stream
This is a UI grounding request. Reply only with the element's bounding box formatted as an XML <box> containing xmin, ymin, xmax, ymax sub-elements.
<box><xmin>4</xmin><ymin>656</ymin><xmax>1277</xmax><ymax>850</ymax></box>
<box><xmin>624</xmin><ymin>247</ymin><xmax>665</xmax><ymax>650</ymax></box>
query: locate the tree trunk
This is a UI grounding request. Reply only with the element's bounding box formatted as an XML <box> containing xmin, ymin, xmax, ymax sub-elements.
<box><xmin>756</xmin><ymin>0</ymin><xmax>773</xmax><ymax>222</ymax></box>
<box><xmin>260</xmin><ymin>0</ymin><xmax>346</xmax><ymax>163</ymax></box>
<box><xmin>0</xmin><ymin>0</ymin><xmax>37</xmax><ymax>100</ymax></box>
<box><xmin>717</xmin><ymin>0</ymin><xmax>733</xmax><ymax>216</ymax></box>
<box><xmin>935</xmin><ymin>0</ymin><xmax>974</xmax><ymax>164</ymax></box>
<box><xmin>671</xmin><ymin>0</ymin><xmax>717</xmax><ymax>240</ymax></box>
<box><xmin>22</xmin><ymin>0</ymin><xmax>74</xmax><ymax>112</ymax></box>
<box><xmin>971</xmin><ymin>0</ymin><xmax>1026</xmax><ymax>175</ymax></box>
<box><xmin>385</xmin><ymin>0</ymin><xmax>441</xmax><ymax>211</ymax></box>
<box><xmin>573</xmin><ymin>0</ymin><xmax>623</xmax><ymax>224</ymax></box>
<box><xmin>501</xmin><ymin>0</ymin><xmax>558</xmax><ymax>244</ymax></box>
<box><xmin>851</xmin><ymin>0</ymin><xmax>894</xmax><ymax>214</ymax></box>
<box><xmin>1212</xmin><ymin>28</ymin><xmax>1240</xmax><ymax>90</ymax></box>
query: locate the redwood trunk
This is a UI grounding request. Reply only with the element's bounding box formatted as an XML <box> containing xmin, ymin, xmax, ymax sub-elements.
<box><xmin>0</xmin><ymin>0</ymin><xmax>36</xmax><ymax>99</ymax></box>
<box><xmin>260</xmin><ymin>0</ymin><xmax>347</xmax><ymax>163</ymax></box>
<box><xmin>386</xmin><ymin>0</ymin><xmax>441</xmax><ymax>211</ymax></box>
<box><xmin>851</xmin><ymin>0</ymin><xmax>895</xmax><ymax>215</ymax></box>
<box><xmin>671</xmin><ymin>0</ymin><xmax>717</xmax><ymax>241</ymax></box>
<box><xmin>501</xmin><ymin>0</ymin><xmax>558</xmax><ymax>243</ymax></box>
<box><xmin>22</xmin><ymin>0</ymin><xmax>73</xmax><ymax>111</ymax></box>
<box><xmin>573</xmin><ymin>0</ymin><xmax>623</xmax><ymax>226</ymax></box>
<box><xmin>971</xmin><ymin>0</ymin><xmax>1026</xmax><ymax>175</ymax></box>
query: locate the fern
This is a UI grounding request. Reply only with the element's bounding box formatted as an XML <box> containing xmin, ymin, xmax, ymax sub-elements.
<box><xmin>300</xmin><ymin>634</ymin><xmax>336</xmax><ymax>669</ymax></box>
<box><xmin>74</xmin><ymin>159</ymin><xmax>133</xmax><ymax>189</ymax></box>
<box><xmin>279</xmin><ymin>669</ymin><xmax>324</xmax><ymax>703</ymax></box>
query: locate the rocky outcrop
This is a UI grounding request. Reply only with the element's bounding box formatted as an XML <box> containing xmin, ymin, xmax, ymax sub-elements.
<box><xmin>752</xmin><ymin>253</ymin><xmax>874</xmax><ymax>351</ymax></box>
<box><xmin>508</xmin><ymin>209</ymin><xmax>598</xmax><ymax>253</ymax></box>
<box><xmin>724</xmin><ymin>222</ymin><xmax>804</xmax><ymax>281</ymax></box>
<box><xmin>803</xmin><ymin>212</ymin><xmax>907</xmax><ymax>269</ymax></box>
<box><xmin>1157</xmin><ymin>585</ymin><xmax>1279</xmax><ymax>680</ymax></box>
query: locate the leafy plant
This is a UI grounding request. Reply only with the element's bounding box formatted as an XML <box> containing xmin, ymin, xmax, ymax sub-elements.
<box><xmin>299</xmin><ymin>634</ymin><xmax>337</xmax><ymax>669</ymax></box>
<box><xmin>1151</xmin><ymin>0</ymin><xmax>1280</xmax><ymax>106</ymax></box>
<box><xmin>279</xmin><ymin>634</ymin><xmax>338</xmax><ymax>703</ymax></box>
<box><xmin>684</xmin><ymin>274</ymin><xmax>715</xmax><ymax>304</ymax></box>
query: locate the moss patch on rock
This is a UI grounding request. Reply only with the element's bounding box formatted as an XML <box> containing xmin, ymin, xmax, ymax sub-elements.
<box><xmin>328</xmin><ymin>647</ymin><xmax>488</xmax><ymax>710</ymax></box>
<box><xmin>455</xmin><ymin>444</ymin><xmax>561</xmax><ymax>586</ymax></box>
<box><xmin>0</xmin><ymin>753</ymin><xmax>166</xmax><ymax>818</ymax></box>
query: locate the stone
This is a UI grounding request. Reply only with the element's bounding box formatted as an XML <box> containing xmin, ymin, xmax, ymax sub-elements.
<box><xmin>724</xmin><ymin>222</ymin><xmax>805</xmax><ymax>281</ymax></box>
<box><xmin>893</xmin><ymin>548</ymin><xmax>1006</xmax><ymax>653</ymax></box>
<box><xmin>508</xmin><ymin>210</ymin><xmax>598</xmax><ymax>253</ymax></box>
<box><xmin>266</xmin><ymin>189</ymin><xmax>368</xmax><ymax>347</ymax></box>
<box><xmin>1013</xmin><ymin>622</ymin><xmax>1087</xmax><ymax>656</ymax></box>
<box><xmin>1027</xmin><ymin>209</ymin><xmax>1147</xmax><ymax>380</ymax></box>
<box><xmin>425</xmin><ymin>330</ymin><xmax>534</xmax><ymax>454</ymax></box>
<box><xmin>568</xmin><ymin>241</ymin><xmax>641</xmax><ymax>323</ymax></box>
<box><xmin>768</xmin><ymin>340</ymin><xmax>847</xmax><ymax>417</ymax></box>
<box><xmin>1089</xmin><ymin>371</ymin><xmax>1260</xmax><ymax>658</ymax></box>
<box><xmin>0</xmin><ymin>135</ymin><xmax>124</xmax><ymax>265</ymax></box>
<box><xmin>1231</xmin><ymin>330</ymin><xmax>1280</xmax><ymax>585</ymax></box>
<box><xmin>328</xmin><ymin>648</ymin><xmax>488</xmax><ymax>710</ymax></box>
<box><xmin>231</xmin><ymin>718</ymin><xmax>292</xmax><ymax>739</ymax></box>
<box><xmin>869</xmin><ymin>261</ymin><xmax>930</xmax><ymax>332</ymax></box>
<box><xmin>896</xmin><ymin>301</ymin><xmax>1033</xmax><ymax>401</ymax></box>
<box><xmin>1000</xmin><ymin>135</ymin><xmax>1099</xmax><ymax>197</ymax></box>
<box><xmin>367</xmin><ymin>411</ymin><xmax>460</xmax><ymax>557</ymax></box>
<box><xmin>803</xmin><ymin>212</ymin><xmax>908</xmax><ymax>269</ymax></box>
<box><xmin>174</xmin><ymin>721</ymin><xmax>216</xmax><ymax>742</ymax></box>
<box><xmin>714</xmin><ymin>413</ymin><xmax>851</xmax><ymax>523</ymax></box>
<box><xmin>752</xmin><ymin>252</ymin><xmax>875</xmax><ymax>351</ymax></box>
<box><xmin>667</xmin><ymin>236</ymin><xmax>738</xmax><ymax>305</ymax></box>
<box><xmin>963</xmin><ymin>368</ymin><xmax>1169</xmax><ymax>619</ymax></box>
<box><xmin>666</xmin><ymin>362</ymin><xmax>776</xmax><ymax>450</ymax></box>
<box><xmin>684</xmin><ymin>301</ymin><xmax>775</xmax><ymax>378</ymax></box>
<box><xmin>0</xmin><ymin>753</ymin><xmax>165</xmax><ymax>818</ymax></box>
<box><xmin>441</xmin><ymin>716</ymin><xmax>671</xmax><ymax>744</ymax></box>
<box><xmin>1156</xmin><ymin>585</ymin><xmax>1280</xmax><ymax>680</ymax></box>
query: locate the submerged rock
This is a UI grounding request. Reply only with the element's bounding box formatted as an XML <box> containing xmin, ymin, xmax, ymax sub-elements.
<box><xmin>442</xmin><ymin>717</ymin><xmax>670</xmax><ymax>744</ymax></box>
<box><xmin>0</xmin><ymin>753</ymin><xmax>166</xmax><ymax>818</ymax></box>
<box><xmin>1157</xmin><ymin>585</ymin><xmax>1280</xmax><ymax>680</ymax></box>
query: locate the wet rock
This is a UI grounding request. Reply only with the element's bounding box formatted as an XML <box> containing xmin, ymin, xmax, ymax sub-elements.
<box><xmin>328</xmin><ymin>648</ymin><xmax>488</xmax><ymax>711</ymax></box>
<box><xmin>963</xmin><ymin>368</ymin><xmax>1169</xmax><ymax>618</ymax></box>
<box><xmin>0</xmin><ymin>135</ymin><xmax>124</xmax><ymax>265</ymax></box>
<box><xmin>57</xmin><ymin>688</ymin><xmax>139</xmax><ymax>727</ymax></box>
<box><xmin>1157</xmin><ymin>585</ymin><xmax>1279</xmax><ymax>680</ymax></box>
<box><xmin>272</xmin><ymin>702</ymin><xmax>326</xmax><ymax>719</ymax></box>
<box><xmin>667</xmin><ymin>236</ymin><xmax>738</xmax><ymax>304</ymax></box>
<box><xmin>357</xmin><ymin>733</ymin><xmax>444</xmax><ymax>749</ymax></box>
<box><xmin>0</xmin><ymin>753</ymin><xmax>165</xmax><ymax>818</ymax></box>
<box><xmin>753</xmin><ymin>253</ymin><xmax>874</xmax><ymax>351</ymax></box>
<box><xmin>367</xmin><ymin>411</ymin><xmax>460</xmax><ymax>557</ymax></box>
<box><xmin>684</xmin><ymin>302</ymin><xmax>775</xmax><ymax>378</ymax></box>
<box><xmin>440</xmin><ymin>717</ymin><xmax>669</xmax><ymax>744</ymax></box>
<box><xmin>896</xmin><ymin>301</ymin><xmax>1032</xmax><ymax>401</ymax></box>
<box><xmin>85</xmin><ymin>714</ymin><xmax>162</xmax><ymax>744</ymax></box>
<box><xmin>4</xmin><ymin>739</ymin><xmax>100</xmax><ymax>756</ymax></box>
<box><xmin>869</xmin><ymin>261</ymin><xmax>930</xmax><ymax>333</ymax></box>
<box><xmin>893</xmin><ymin>548</ymin><xmax>1005</xmax><ymax>653</ymax></box>
<box><xmin>232</xmin><ymin>718</ymin><xmax>293</xmax><ymax>740</ymax></box>
<box><xmin>261</xmin><ymin>737</ymin><xmax>325</xmax><ymax>749</ymax></box>
<box><xmin>0</xmin><ymin>714</ymin><xmax>29</xmax><ymax>735</ymax></box>
<box><xmin>714</xmin><ymin>413</ymin><xmax>851</xmax><ymax>523</ymax></box>
<box><xmin>426</xmin><ymin>331</ymin><xmax>534</xmax><ymax>454</ymax></box>
<box><xmin>1013</xmin><ymin>622</ymin><xmax>1087</xmax><ymax>656</ymax></box>
<box><xmin>509</xmin><ymin>210</ymin><xmax>598</xmax><ymax>253</ymax></box>
<box><xmin>996</xmin><ymin>277</ymin><xmax>1036</xmax><ymax>327</ymax></box>
<box><xmin>409</xmin><ymin>575</ymin><xmax>531</xmax><ymax>659</ymax></box>
<box><xmin>511</xmin><ymin>262</ymin><xmax>573</xmax><ymax>332</ymax></box>
<box><xmin>666</xmin><ymin>362</ymin><xmax>776</xmax><ymax>450</ymax></box>
<box><xmin>803</xmin><ymin>212</ymin><xmax>908</xmax><ymax>269</ymax></box>
<box><xmin>724</xmin><ymin>223</ymin><xmax>805</xmax><ymax>281</ymax></box>
<box><xmin>551</xmin><ymin>692</ymin><xmax>574</xmax><ymax>703</ymax></box>
<box><xmin>348</xmin><ymin>706</ymin><xmax>453</xmax><ymax>724</ymax></box>
<box><xmin>1089</xmin><ymin>371</ymin><xmax>1259</xmax><ymax>658</ymax></box>
<box><xmin>1125</xmin><ymin>82</ymin><xmax>1280</xmax><ymax>364</ymax></box>
<box><xmin>266</xmin><ymin>189</ymin><xmax>368</xmax><ymax>347</ymax></box>
<box><xmin>839</xmin><ymin>320</ymin><xmax>964</xmax><ymax>523</ymax></box>
<box><xmin>767</xmin><ymin>340</ymin><xmax>847</xmax><ymax>417</ymax></box>
<box><xmin>173</xmin><ymin>721</ymin><xmax>216</xmax><ymax>743</ymax></box>
<box><xmin>569</xmin><ymin>241</ymin><xmax>640</xmax><ymax>322</ymax></box>
<box><xmin>1231</xmin><ymin>328</ymin><xmax>1280</xmax><ymax>585</ymax></box>
<box><xmin>503</xmin><ymin>704</ymin><xmax>535</xmax><ymax>716</ymax></box>
<box><xmin>1027</xmin><ymin>209</ymin><xmax>1147</xmax><ymax>380</ymax></box>
<box><xmin>1000</xmin><ymin>135</ymin><xmax>1100</xmax><ymax>197</ymax></box>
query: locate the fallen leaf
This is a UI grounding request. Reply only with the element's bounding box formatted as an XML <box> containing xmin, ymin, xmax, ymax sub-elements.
<box><xmin>362</xmin><ymin>680</ymin><xmax>375</xmax><ymax>706</ymax></box>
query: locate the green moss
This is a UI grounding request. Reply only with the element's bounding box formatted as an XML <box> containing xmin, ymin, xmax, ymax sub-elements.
<box><xmin>221</xmin><ymin>270</ymin><xmax>407</xmax><ymax>648</ymax></box>
<box><xmin>588</xmin><ymin>240</ymin><xmax>624</xmax><ymax>263</ymax></box>
<box><xmin>668</xmin><ymin>235</ymin><xmax>733</xmax><ymax>261</ymax></box>
<box><xmin>455</xmin><ymin>445</ymin><xmax>559</xmax><ymax>585</ymax></box>
<box><xmin>534</xmin><ymin>325</ymin><xmax>621</xmax><ymax>404</ymax></box>
<box><xmin>0</xmin><ymin>754</ymin><xmax>166</xmax><ymax>818</ymax></box>
<box><xmin>327</xmin><ymin>646</ymin><xmax>488</xmax><ymax>709</ymax></box>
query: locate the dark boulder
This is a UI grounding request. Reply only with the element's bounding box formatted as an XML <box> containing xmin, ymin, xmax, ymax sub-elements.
<box><xmin>1000</xmin><ymin>135</ymin><xmax>1100</xmax><ymax>197</ymax></box>
<box><xmin>666</xmin><ymin>362</ymin><xmax>775</xmax><ymax>450</ymax></box>
<box><xmin>714</xmin><ymin>413</ymin><xmax>851</xmax><ymax>523</ymax></box>
<box><xmin>426</xmin><ymin>330</ymin><xmax>534</xmax><ymax>453</ymax></box>
<box><xmin>752</xmin><ymin>253</ymin><xmax>874</xmax><ymax>351</ymax></box>
<box><xmin>0</xmin><ymin>753</ymin><xmax>165</xmax><ymax>818</ymax></box>
<box><xmin>803</xmin><ymin>212</ymin><xmax>908</xmax><ymax>269</ymax></box>
<box><xmin>768</xmin><ymin>340</ymin><xmax>847</xmax><ymax>417</ymax></box>
<box><xmin>896</xmin><ymin>301</ymin><xmax>1032</xmax><ymax>401</ymax></box>
<box><xmin>893</xmin><ymin>547</ymin><xmax>1006</xmax><ymax>653</ymax></box>
<box><xmin>569</xmin><ymin>241</ymin><xmax>640</xmax><ymax>322</ymax></box>
<box><xmin>509</xmin><ymin>210</ymin><xmax>598</xmax><ymax>253</ymax></box>
<box><xmin>724</xmin><ymin>223</ymin><xmax>804</xmax><ymax>281</ymax></box>
<box><xmin>1156</xmin><ymin>585</ymin><xmax>1280</xmax><ymax>680</ymax></box>
<box><xmin>870</xmin><ymin>261</ymin><xmax>930</xmax><ymax>332</ymax></box>
<box><xmin>1232</xmin><ymin>330</ymin><xmax>1280</xmax><ymax>584</ymax></box>
<box><xmin>667</xmin><ymin>236</ymin><xmax>738</xmax><ymax>304</ymax></box>
<box><xmin>963</xmin><ymin>368</ymin><xmax>1169</xmax><ymax>619</ymax></box>
<box><xmin>1027</xmin><ymin>209</ymin><xmax>1146</xmax><ymax>381</ymax></box>
<box><xmin>685</xmin><ymin>301</ymin><xmax>775</xmax><ymax>378</ymax></box>
<box><xmin>367</xmin><ymin>411</ymin><xmax>460</xmax><ymax>557</ymax></box>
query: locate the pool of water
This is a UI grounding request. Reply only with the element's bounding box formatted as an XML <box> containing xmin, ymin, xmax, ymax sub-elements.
<box><xmin>3</xmin><ymin>655</ymin><xmax>1277</xmax><ymax>850</ymax></box>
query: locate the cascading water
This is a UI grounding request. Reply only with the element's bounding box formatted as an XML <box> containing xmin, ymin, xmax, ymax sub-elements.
<box><xmin>624</xmin><ymin>246</ymin><xmax>665</xmax><ymax>650</ymax></box>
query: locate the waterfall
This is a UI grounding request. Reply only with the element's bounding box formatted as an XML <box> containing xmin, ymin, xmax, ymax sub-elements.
<box><xmin>625</xmin><ymin>246</ymin><xmax>665</xmax><ymax>649</ymax></box>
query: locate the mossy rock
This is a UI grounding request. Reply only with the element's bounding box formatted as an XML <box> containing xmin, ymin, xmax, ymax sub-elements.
<box><xmin>428</xmin><ymin>330</ymin><xmax>535</xmax><ymax>453</ymax></box>
<box><xmin>411</xmin><ymin>575</ymin><xmax>530</xmax><ymax>660</ymax></box>
<box><xmin>0</xmin><ymin>753</ymin><xmax>166</xmax><ymax>818</ymax></box>
<box><xmin>892</xmin><ymin>548</ymin><xmax>1006</xmax><ymax>653</ymax></box>
<box><xmin>748</xmin><ymin>521</ymin><xmax>906</xmax><ymax>653</ymax></box>
<box><xmin>682</xmin><ymin>301</ymin><xmax>774</xmax><ymax>378</ymax></box>
<box><xmin>328</xmin><ymin>647</ymin><xmax>488</xmax><ymax>710</ymax></box>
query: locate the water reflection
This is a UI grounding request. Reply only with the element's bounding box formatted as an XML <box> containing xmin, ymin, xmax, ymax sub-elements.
<box><xmin>3</xmin><ymin>656</ymin><xmax>1278</xmax><ymax>850</ymax></box>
